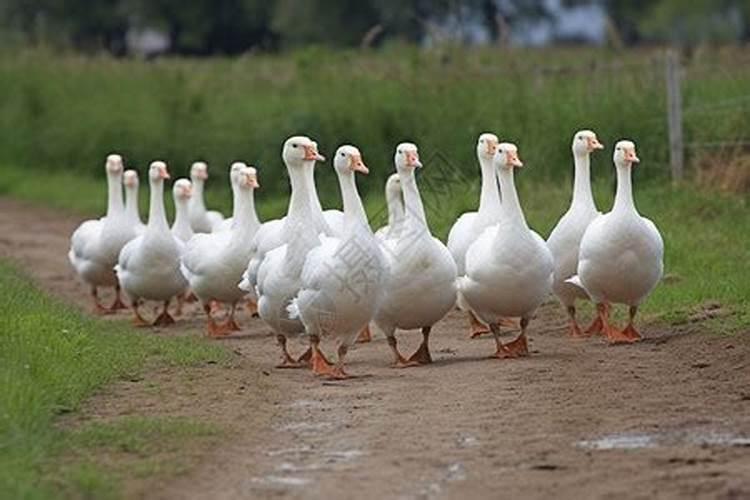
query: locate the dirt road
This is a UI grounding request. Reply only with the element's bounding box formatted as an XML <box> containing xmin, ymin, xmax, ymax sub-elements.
<box><xmin>1</xmin><ymin>197</ymin><xmax>748</xmax><ymax>500</ymax></box>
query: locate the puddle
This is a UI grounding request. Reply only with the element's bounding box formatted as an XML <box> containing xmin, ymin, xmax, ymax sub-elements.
<box><xmin>578</xmin><ymin>430</ymin><xmax>750</xmax><ymax>450</ymax></box>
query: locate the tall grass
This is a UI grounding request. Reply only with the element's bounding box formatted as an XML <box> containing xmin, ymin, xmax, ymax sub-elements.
<box><xmin>2</xmin><ymin>45</ymin><xmax>749</xmax><ymax>209</ymax></box>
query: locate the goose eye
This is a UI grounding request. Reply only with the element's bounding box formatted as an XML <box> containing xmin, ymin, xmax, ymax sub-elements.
<box><xmin>340</xmin><ymin>152</ymin><xmax>345</xmax><ymax>157</ymax></box>
<box><xmin>397</xmin><ymin>150</ymin><xmax>402</xmax><ymax>155</ymax></box>
<box><xmin>292</xmin><ymin>144</ymin><xmax>298</xmax><ymax>148</ymax></box>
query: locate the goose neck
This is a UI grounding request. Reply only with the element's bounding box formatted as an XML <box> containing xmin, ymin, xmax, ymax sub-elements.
<box><xmin>497</xmin><ymin>167</ymin><xmax>528</xmax><ymax>229</ymax></box>
<box><xmin>147</xmin><ymin>179</ymin><xmax>169</xmax><ymax>233</ymax></box>
<box><xmin>125</xmin><ymin>187</ymin><xmax>141</xmax><ymax>224</ymax></box>
<box><xmin>386</xmin><ymin>187</ymin><xmax>405</xmax><ymax>229</ymax></box>
<box><xmin>572</xmin><ymin>153</ymin><xmax>596</xmax><ymax>210</ymax></box>
<box><xmin>398</xmin><ymin>168</ymin><xmax>428</xmax><ymax>227</ymax></box>
<box><xmin>478</xmin><ymin>156</ymin><xmax>501</xmax><ymax>216</ymax></box>
<box><xmin>106</xmin><ymin>172</ymin><xmax>124</xmax><ymax>218</ymax></box>
<box><xmin>339</xmin><ymin>172</ymin><xmax>368</xmax><ymax>229</ymax></box>
<box><xmin>231</xmin><ymin>188</ymin><xmax>260</xmax><ymax>241</ymax></box>
<box><xmin>190</xmin><ymin>178</ymin><xmax>207</xmax><ymax>212</ymax></box>
<box><xmin>613</xmin><ymin>165</ymin><xmax>635</xmax><ymax>213</ymax></box>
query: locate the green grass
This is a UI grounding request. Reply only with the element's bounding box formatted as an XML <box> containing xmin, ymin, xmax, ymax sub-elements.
<box><xmin>0</xmin><ymin>262</ymin><xmax>228</xmax><ymax>499</ymax></box>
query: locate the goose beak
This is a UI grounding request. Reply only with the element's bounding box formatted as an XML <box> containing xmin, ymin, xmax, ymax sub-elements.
<box><xmin>160</xmin><ymin>166</ymin><xmax>171</xmax><ymax>179</ymax></box>
<box><xmin>304</xmin><ymin>145</ymin><xmax>325</xmax><ymax>162</ymax></box>
<box><xmin>405</xmin><ymin>151</ymin><xmax>422</xmax><ymax>168</ymax></box>
<box><xmin>184</xmin><ymin>186</ymin><xmax>193</xmax><ymax>197</ymax></box>
<box><xmin>246</xmin><ymin>176</ymin><xmax>260</xmax><ymax>188</ymax></box>
<box><xmin>626</xmin><ymin>149</ymin><xmax>640</xmax><ymax>164</ymax></box>
<box><xmin>507</xmin><ymin>151</ymin><xmax>523</xmax><ymax>167</ymax></box>
<box><xmin>588</xmin><ymin>137</ymin><xmax>604</xmax><ymax>151</ymax></box>
<box><xmin>486</xmin><ymin>139</ymin><xmax>498</xmax><ymax>156</ymax></box>
<box><xmin>350</xmin><ymin>154</ymin><xmax>369</xmax><ymax>174</ymax></box>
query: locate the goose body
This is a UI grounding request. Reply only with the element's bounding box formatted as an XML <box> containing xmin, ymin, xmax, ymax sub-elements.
<box><xmin>292</xmin><ymin>146</ymin><xmax>387</xmax><ymax>378</ymax></box>
<box><xmin>571</xmin><ymin>140</ymin><xmax>663</xmax><ymax>343</ymax></box>
<box><xmin>188</xmin><ymin>162</ymin><xmax>224</xmax><ymax>233</ymax></box>
<box><xmin>546</xmin><ymin>130</ymin><xmax>604</xmax><ymax>336</ymax></box>
<box><xmin>458</xmin><ymin>143</ymin><xmax>553</xmax><ymax>358</ymax></box>
<box><xmin>182</xmin><ymin>165</ymin><xmax>261</xmax><ymax>336</ymax></box>
<box><xmin>116</xmin><ymin>161</ymin><xmax>188</xmax><ymax>326</ymax></box>
<box><xmin>68</xmin><ymin>154</ymin><xmax>135</xmax><ymax>312</ymax></box>
<box><xmin>374</xmin><ymin>143</ymin><xmax>457</xmax><ymax>366</ymax></box>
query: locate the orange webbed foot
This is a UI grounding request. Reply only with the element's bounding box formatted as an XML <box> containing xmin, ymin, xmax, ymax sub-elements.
<box><xmin>153</xmin><ymin>312</ymin><xmax>176</xmax><ymax>327</ymax></box>
<box><xmin>407</xmin><ymin>341</ymin><xmax>432</xmax><ymax>365</ymax></box>
<box><xmin>311</xmin><ymin>346</ymin><xmax>335</xmax><ymax>377</ymax></box>
<box><xmin>621</xmin><ymin>323</ymin><xmax>643</xmax><ymax>341</ymax></box>
<box><xmin>356</xmin><ymin>325</ymin><xmax>372</xmax><ymax>343</ymax></box>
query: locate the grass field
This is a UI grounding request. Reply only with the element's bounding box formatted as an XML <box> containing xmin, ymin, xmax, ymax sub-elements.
<box><xmin>0</xmin><ymin>262</ymin><xmax>227</xmax><ymax>499</ymax></box>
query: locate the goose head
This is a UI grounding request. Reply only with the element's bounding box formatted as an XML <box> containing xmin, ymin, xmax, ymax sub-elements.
<box><xmin>572</xmin><ymin>130</ymin><xmax>604</xmax><ymax>157</ymax></box>
<box><xmin>190</xmin><ymin>162</ymin><xmax>209</xmax><ymax>182</ymax></box>
<box><xmin>238</xmin><ymin>166</ymin><xmax>260</xmax><ymax>190</ymax></box>
<box><xmin>172</xmin><ymin>178</ymin><xmax>193</xmax><ymax>202</ymax></box>
<box><xmin>106</xmin><ymin>154</ymin><xmax>123</xmax><ymax>176</ymax></box>
<box><xmin>123</xmin><ymin>169</ymin><xmax>139</xmax><ymax>189</ymax></box>
<box><xmin>282</xmin><ymin>136</ymin><xmax>325</xmax><ymax>167</ymax></box>
<box><xmin>334</xmin><ymin>145</ymin><xmax>369</xmax><ymax>176</ymax></box>
<box><xmin>494</xmin><ymin>143</ymin><xmax>524</xmax><ymax>171</ymax></box>
<box><xmin>613</xmin><ymin>140</ymin><xmax>640</xmax><ymax>169</ymax></box>
<box><xmin>385</xmin><ymin>173</ymin><xmax>401</xmax><ymax>196</ymax></box>
<box><xmin>149</xmin><ymin>161</ymin><xmax>170</xmax><ymax>184</ymax></box>
<box><xmin>229</xmin><ymin>161</ymin><xmax>246</xmax><ymax>187</ymax></box>
<box><xmin>394</xmin><ymin>142</ymin><xmax>422</xmax><ymax>173</ymax></box>
<box><xmin>477</xmin><ymin>133</ymin><xmax>499</xmax><ymax>161</ymax></box>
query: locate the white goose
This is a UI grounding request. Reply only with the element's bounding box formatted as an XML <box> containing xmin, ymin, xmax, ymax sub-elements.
<box><xmin>447</xmin><ymin>133</ymin><xmax>505</xmax><ymax>338</ymax></box>
<box><xmin>374</xmin><ymin>173</ymin><xmax>405</xmax><ymax>243</ymax></box>
<box><xmin>458</xmin><ymin>143</ymin><xmax>553</xmax><ymax>358</ymax></box>
<box><xmin>171</xmin><ymin>179</ymin><xmax>194</xmax><ymax>243</ymax></box>
<box><xmin>239</xmin><ymin>136</ymin><xmax>330</xmax><ymax>366</ymax></box>
<box><xmin>182</xmin><ymin>164</ymin><xmax>261</xmax><ymax>337</ymax></box>
<box><xmin>123</xmin><ymin>169</ymin><xmax>145</xmax><ymax>235</ymax></box>
<box><xmin>116</xmin><ymin>161</ymin><xmax>188</xmax><ymax>327</ymax></box>
<box><xmin>69</xmin><ymin>154</ymin><xmax>134</xmax><ymax>313</ymax></box>
<box><xmin>568</xmin><ymin>140</ymin><xmax>663</xmax><ymax>343</ymax></box>
<box><xmin>188</xmin><ymin>162</ymin><xmax>225</xmax><ymax>233</ymax></box>
<box><xmin>374</xmin><ymin>143</ymin><xmax>457</xmax><ymax>367</ymax></box>
<box><xmin>292</xmin><ymin>145</ymin><xmax>387</xmax><ymax>378</ymax></box>
<box><xmin>547</xmin><ymin>130</ymin><xmax>604</xmax><ymax>337</ymax></box>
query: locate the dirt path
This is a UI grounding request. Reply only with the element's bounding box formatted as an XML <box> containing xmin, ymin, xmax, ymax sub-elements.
<box><xmin>1</xmin><ymin>197</ymin><xmax>749</xmax><ymax>500</ymax></box>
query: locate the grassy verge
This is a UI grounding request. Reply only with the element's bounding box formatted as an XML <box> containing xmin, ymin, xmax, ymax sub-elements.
<box><xmin>2</xmin><ymin>161</ymin><xmax>748</xmax><ymax>332</ymax></box>
<box><xmin>0</xmin><ymin>262</ymin><xmax>228</xmax><ymax>499</ymax></box>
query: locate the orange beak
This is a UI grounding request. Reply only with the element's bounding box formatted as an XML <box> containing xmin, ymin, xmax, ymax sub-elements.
<box><xmin>588</xmin><ymin>137</ymin><xmax>604</xmax><ymax>151</ymax></box>
<box><xmin>349</xmin><ymin>154</ymin><xmax>369</xmax><ymax>174</ymax></box>
<box><xmin>303</xmin><ymin>145</ymin><xmax>325</xmax><ymax>162</ymax></box>
<box><xmin>405</xmin><ymin>151</ymin><xmax>422</xmax><ymax>168</ymax></box>
<box><xmin>486</xmin><ymin>139</ymin><xmax>498</xmax><ymax>156</ymax></box>
<box><xmin>160</xmin><ymin>166</ymin><xmax>171</xmax><ymax>179</ymax></box>
<box><xmin>245</xmin><ymin>175</ymin><xmax>260</xmax><ymax>188</ymax></box>
<box><xmin>506</xmin><ymin>151</ymin><xmax>523</xmax><ymax>167</ymax></box>
<box><xmin>183</xmin><ymin>186</ymin><xmax>193</xmax><ymax>197</ymax></box>
<box><xmin>625</xmin><ymin>148</ymin><xmax>640</xmax><ymax>164</ymax></box>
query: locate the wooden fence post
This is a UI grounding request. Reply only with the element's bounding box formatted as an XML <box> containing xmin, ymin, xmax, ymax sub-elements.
<box><xmin>665</xmin><ymin>50</ymin><xmax>684</xmax><ymax>181</ymax></box>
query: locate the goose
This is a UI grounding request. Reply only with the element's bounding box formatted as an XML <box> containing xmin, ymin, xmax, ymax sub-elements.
<box><xmin>447</xmin><ymin>133</ymin><xmax>506</xmax><ymax>338</ymax></box>
<box><xmin>188</xmin><ymin>162</ymin><xmax>225</xmax><ymax>233</ymax></box>
<box><xmin>69</xmin><ymin>154</ymin><xmax>135</xmax><ymax>313</ymax></box>
<box><xmin>171</xmin><ymin>179</ymin><xmax>194</xmax><ymax>243</ymax></box>
<box><xmin>374</xmin><ymin>173</ymin><xmax>405</xmax><ymax>242</ymax></box>
<box><xmin>182</xmin><ymin>164</ymin><xmax>261</xmax><ymax>337</ymax></box>
<box><xmin>374</xmin><ymin>143</ymin><xmax>457</xmax><ymax>367</ymax></box>
<box><xmin>458</xmin><ymin>143</ymin><xmax>553</xmax><ymax>358</ymax></box>
<box><xmin>291</xmin><ymin>145</ymin><xmax>387</xmax><ymax>378</ymax></box>
<box><xmin>239</xmin><ymin>136</ymin><xmax>330</xmax><ymax>366</ymax></box>
<box><xmin>123</xmin><ymin>169</ymin><xmax>145</xmax><ymax>235</ymax></box>
<box><xmin>116</xmin><ymin>161</ymin><xmax>188</xmax><ymax>327</ymax></box>
<box><xmin>568</xmin><ymin>141</ymin><xmax>663</xmax><ymax>343</ymax></box>
<box><xmin>547</xmin><ymin>130</ymin><xmax>604</xmax><ymax>337</ymax></box>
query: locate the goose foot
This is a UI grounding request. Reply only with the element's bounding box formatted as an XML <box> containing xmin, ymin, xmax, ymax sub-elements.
<box><xmin>184</xmin><ymin>291</ymin><xmax>198</xmax><ymax>303</ymax></box>
<box><xmin>504</xmin><ymin>332</ymin><xmax>529</xmax><ymax>357</ymax></box>
<box><xmin>108</xmin><ymin>286</ymin><xmax>129</xmax><ymax>312</ymax></box>
<box><xmin>245</xmin><ymin>300</ymin><xmax>259</xmax><ymax>318</ymax></box>
<box><xmin>311</xmin><ymin>344</ymin><xmax>336</xmax><ymax>377</ymax></box>
<box><xmin>131</xmin><ymin>300</ymin><xmax>150</xmax><ymax>327</ymax></box>
<box><xmin>490</xmin><ymin>321</ymin><xmax>529</xmax><ymax>359</ymax></box>
<box><xmin>275</xmin><ymin>336</ymin><xmax>309</xmax><ymax>368</ymax></box>
<box><xmin>387</xmin><ymin>336</ymin><xmax>420</xmax><ymax>368</ymax></box>
<box><xmin>468</xmin><ymin>311</ymin><xmax>490</xmax><ymax>338</ymax></box>
<box><xmin>620</xmin><ymin>323</ymin><xmax>643</xmax><ymax>342</ymax></box>
<box><xmin>204</xmin><ymin>304</ymin><xmax>230</xmax><ymax>337</ymax></box>
<box><xmin>356</xmin><ymin>325</ymin><xmax>372</xmax><ymax>343</ymax></box>
<box><xmin>91</xmin><ymin>288</ymin><xmax>112</xmax><ymax>315</ymax></box>
<box><xmin>224</xmin><ymin>318</ymin><xmax>241</xmax><ymax>332</ymax></box>
<box><xmin>153</xmin><ymin>311</ymin><xmax>176</xmax><ymax>327</ymax></box>
<box><xmin>585</xmin><ymin>303</ymin><xmax>610</xmax><ymax>336</ymax></box>
<box><xmin>407</xmin><ymin>327</ymin><xmax>432</xmax><ymax>364</ymax></box>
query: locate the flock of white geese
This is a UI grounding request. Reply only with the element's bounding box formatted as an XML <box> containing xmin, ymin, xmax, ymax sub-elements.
<box><xmin>68</xmin><ymin>131</ymin><xmax>664</xmax><ymax>379</ymax></box>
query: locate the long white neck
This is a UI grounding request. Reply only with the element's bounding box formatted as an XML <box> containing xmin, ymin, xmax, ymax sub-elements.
<box><xmin>190</xmin><ymin>178</ymin><xmax>207</xmax><ymax>213</ymax></box>
<box><xmin>477</xmin><ymin>155</ymin><xmax>501</xmax><ymax>216</ymax></box>
<box><xmin>497</xmin><ymin>167</ymin><xmax>528</xmax><ymax>229</ymax></box>
<box><xmin>612</xmin><ymin>164</ymin><xmax>636</xmax><ymax>214</ymax></box>
<box><xmin>147</xmin><ymin>179</ymin><xmax>169</xmax><ymax>233</ymax></box>
<box><xmin>386</xmin><ymin>187</ymin><xmax>405</xmax><ymax>229</ymax></box>
<box><xmin>287</xmin><ymin>161</ymin><xmax>327</xmax><ymax>232</ymax></box>
<box><xmin>398</xmin><ymin>168</ymin><xmax>428</xmax><ymax>229</ymax></box>
<box><xmin>571</xmin><ymin>153</ymin><xmax>596</xmax><ymax>210</ymax></box>
<box><xmin>106</xmin><ymin>172</ymin><xmax>124</xmax><ymax>218</ymax></box>
<box><xmin>338</xmin><ymin>171</ymin><xmax>369</xmax><ymax>230</ymax></box>
<box><xmin>125</xmin><ymin>186</ymin><xmax>142</xmax><ymax>225</ymax></box>
<box><xmin>230</xmin><ymin>180</ymin><xmax>240</xmax><ymax>220</ymax></box>
<box><xmin>172</xmin><ymin>197</ymin><xmax>192</xmax><ymax>236</ymax></box>
<box><xmin>231</xmin><ymin>187</ymin><xmax>261</xmax><ymax>243</ymax></box>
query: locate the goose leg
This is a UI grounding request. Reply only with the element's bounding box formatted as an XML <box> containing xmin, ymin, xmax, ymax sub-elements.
<box><xmin>245</xmin><ymin>299</ymin><xmax>259</xmax><ymax>318</ymax></box>
<box><xmin>205</xmin><ymin>303</ymin><xmax>230</xmax><ymax>337</ymax></box>
<box><xmin>566</xmin><ymin>305</ymin><xmax>586</xmax><ymax>338</ymax></box>
<box><xmin>108</xmin><ymin>283</ymin><xmax>128</xmax><ymax>312</ymax></box>
<box><xmin>387</xmin><ymin>334</ymin><xmax>419</xmax><ymax>368</ymax></box>
<box><xmin>91</xmin><ymin>287</ymin><xmax>109</xmax><ymax>315</ymax></box>
<box><xmin>407</xmin><ymin>326</ymin><xmax>433</xmax><ymax>364</ymax></box>
<box><xmin>275</xmin><ymin>334</ymin><xmax>308</xmax><ymax>368</ymax></box>
<box><xmin>310</xmin><ymin>335</ymin><xmax>336</xmax><ymax>377</ymax></box>
<box><xmin>356</xmin><ymin>324</ymin><xmax>372</xmax><ymax>343</ymax></box>
<box><xmin>131</xmin><ymin>298</ymin><xmax>150</xmax><ymax>327</ymax></box>
<box><xmin>224</xmin><ymin>302</ymin><xmax>241</xmax><ymax>331</ymax></box>
<box><xmin>153</xmin><ymin>300</ymin><xmax>176</xmax><ymax>327</ymax></box>
<box><xmin>503</xmin><ymin>317</ymin><xmax>530</xmax><ymax>357</ymax></box>
<box><xmin>489</xmin><ymin>323</ymin><xmax>512</xmax><ymax>358</ymax></box>
<box><xmin>585</xmin><ymin>303</ymin><xmax>609</xmax><ymax>336</ymax></box>
<box><xmin>328</xmin><ymin>343</ymin><xmax>352</xmax><ymax>379</ymax></box>
<box><xmin>617</xmin><ymin>306</ymin><xmax>642</xmax><ymax>343</ymax></box>
<box><xmin>595</xmin><ymin>302</ymin><xmax>634</xmax><ymax>344</ymax></box>
<box><xmin>468</xmin><ymin>311</ymin><xmax>491</xmax><ymax>338</ymax></box>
